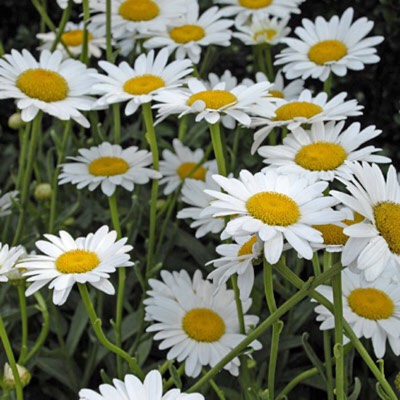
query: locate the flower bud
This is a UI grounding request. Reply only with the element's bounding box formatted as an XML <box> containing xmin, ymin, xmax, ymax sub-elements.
<box><xmin>3</xmin><ymin>363</ymin><xmax>31</xmax><ymax>388</ymax></box>
<box><xmin>34</xmin><ymin>183</ymin><xmax>52</xmax><ymax>201</ymax></box>
<box><xmin>8</xmin><ymin>113</ymin><xmax>25</xmax><ymax>130</ymax></box>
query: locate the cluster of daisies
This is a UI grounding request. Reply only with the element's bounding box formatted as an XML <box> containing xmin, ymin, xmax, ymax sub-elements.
<box><xmin>0</xmin><ymin>0</ymin><xmax>398</xmax><ymax>398</ymax></box>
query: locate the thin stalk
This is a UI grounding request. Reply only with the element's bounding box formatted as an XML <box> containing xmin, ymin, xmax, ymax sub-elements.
<box><xmin>48</xmin><ymin>120</ymin><xmax>71</xmax><ymax>233</ymax></box>
<box><xmin>108</xmin><ymin>193</ymin><xmax>125</xmax><ymax>379</ymax></box>
<box><xmin>276</xmin><ymin>264</ymin><xmax>398</xmax><ymax>400</ymax></box>
<box><xmin>106</xmin><ymin>0</ymin><xmax>113</xmax><ymax>61</ymax></box>
<box><xmin>112</xmin><ymin>104</ymin><xmax>121</xmax><ymax>144</ymax></box>
<box><xmin>264</xmin><ymin>44</ymin><xmax>274</xmax><ymax>81</ymax></box>
<box><xmin>13</xmin><ymin>112</ymin><xmax>43</xmax><ymax>246</ymax></box>
<box><xmin>78</xmin><ymin>284</ymin><xmax>144</xmax><ymax>379</ymax></box>
<box><xmin>142</xmin><ymin>102</ymin><xmax>159</xmax><ymax>278</ymax></box>
<box><xmin>209</xmin><ymin>122</ymin><xmax>226</xmax><ymax>176</ymax></box>
<box><xmin>50</xmin><ymin>1</ymin><xmax>72</xmax><ymax>52</ymax></box>
<box><xmin>178</xmin><ymin>115</ymin><xmax>188</xmax><ymax>142</ymax></box>
<box><xmin>324</xmin><ymin>74</ymin><xmax>333</xmax><ymax>97</ymax></box>
<box><xmin>16</xmin><ymin>123</ymin><xmax>31</xmax><ymax>192</ymax></box>
<box><xmin>230</xmin><ymin>125</ymin><xmax>242</xmax><ymax>172</ymax></box>
<box><xmin>80</xmin><ymin>0</ymin><xmax>90</xmax><ymax>64</ymax></box>
<box><xmin>17</xmin><ymin>286</ymin><xmax>28</xmax><ymax>364</ymax></box>
<box><xmin>0</xmin><ymin>316</ymin><xmax>23</xmax><ymax>400</ymax></box>
<box><xmin>23</xmin><ymin>292</ymin><xmax>49</xmax><ymax>364</ymax></box>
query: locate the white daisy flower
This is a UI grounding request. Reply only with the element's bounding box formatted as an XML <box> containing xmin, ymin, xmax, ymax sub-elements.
<box><xmin>59</xmin><ymin>142</ymin><xmax>161</xmax><ymax>197</ymax></box>
<box><xmin>205</xmin><ymin>169</ymin><xmax>342</xmax><ymax>264</ymax></box>
<box><xmin>20</xmin><ymin>226</ymin><xmax>133</xmax><ymax>305</ymax></box>
<box><xmin>242</xmin><ymin>70</ymin><xmax>304</xmax><ymax>101</ymax></box>
<box><xmin>331</xmin><ymin>163</ymin><xmax>400</xmax><ymax>281</ymax></box>
<box><xmin>311</xmin><ymin>207</ymin><xmax>365</xmax><ymax>253</ymax></box>
<box><xmin>79</xmin><ymin>370</ymin><xmax>204</xmax><ymax>400</ymax></box>
<box><xmin>0</xmin><ymin>190</ymin><xmax>18</xmax><ymax>217</ymax></box>
<box><xmin>208</xmin><ymin>235</ymin><xmax>263</xmax><ymax>300</ymax></box>
<box><xmin>250</xmin><ymin>89</ymin><xmax>363</xmax><ymax>153</ymax></box>
<box><xmin>215</xmin><ymin>0</ymin><xmax>303</xmax><ymax>26</ymax></box>
<box><xmin>206</xmin><ymin>70</ymin><xmax>238</xmax><ymax>91</ymax></box>
<box><xmin>275</xmin><ymin>8</ymin><xmax>384</xmax><ymax>81</ymax></box>
<box><xmin>0</xmin><ymin>49</ymin><xmax>97</xmax><ymax>127</ymax></box>
<box><xmin>234</xmin><ymin>15</ymin><xmax>290</xmax><ymax>46</ymax></box>
<box><xmin>114</xmin><ymin>31</ymin><xmax>142</xmax><ymax>57</ymax></box>
<box><xmin>37</xmin><ymin>22</ymin><xmax>107</xmax><ymax>59</ymax></box>
<box><xmin>313</xmin><ymin>268</ymin><xmax>400</xmax><ymax>358</ymax></box>
<box><xmin>144</xmin><ymin>269</ymin><xmax>261</xmax><ymax>378</ymax></box>
<box><xmin>159</xmin><ymin>139</ymin><xmax>216</xmax><ymax>195</ymax></box>
<box><xmin>154</xmin><ymin>77</ymin><xmax>274</xmax><ymax>126</ymax></box>
<box><xmin>0</xmin><ymin>244</ymin><xmax>26</xmax><ymax>283</ymax></box>
<box><xmin>92</xmin><ymin>48</ymin><xmax>193</xmax><ymax>116</ymax></box>
<box><xmin>258</xmin><ymin>121</ymin><xmax>390</xmax><ymax>181</ymax></box>
<box><xmin>89</xmin><ymin>0</ymin><xmax>187</xmax><ymax>39</ymax></box>
<box><xmin>177</xmin><ymin>172</ymin><xmax>225</xmax><ymax>238</ymax></box>
<box><xmin>143</xmin><ymin>4</ymin><xmax>234</xmax><ymax>64</ymax></box>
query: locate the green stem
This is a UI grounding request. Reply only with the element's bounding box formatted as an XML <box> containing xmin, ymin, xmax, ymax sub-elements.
<box><xmin>276</xmin><ymin>264</ymin><xmax>397</xmax><ymax>400</ymax></box>
<box><xmin>108</xmin><ymin>193</ymin><xmax>125</xmax><ymax>378</ymax></box>
<box><xmin>178</xmin><ymin>115</ymin><xmax>188</xmax><ymax>142</ymax></box>
<box><xmin>323</xmin><ymin>74</ymin><xmax>333</xmax><ymax>97</ymax></box>
<box><xmin>80</xmin><ymin>0</ymin><xmax>90</xmax><ymax>64</ymax></box>
<box><xmin>0</xmin><ymin>316</ymin><xmax>23</xmax><ymax>400</ymax></box>
<box><xmin>48</xmin><ymin>120</ymin><xmax>71</xmax><ymax>234</ymax></box>
<box><xmin>50</xmin><ymin>0</ymin><xmax>72</xmax><ymax>53</ymax></box>
<box><xmin>13</xmin><ymin>112</ymin><xmax>42</xmax><ymax>246</ymax></box>
<box><xmin>17</xmin><ymin>286</ymin><xmax>28</xmax><ymax>364</ymax></box>
<box><xmin>16</xmin><ymin>123</ymin><xmax>31</xmax><ymax>192</ymax></box>
<box><xmin>264</xmin><ymin>44</ymin><xmax>274</xmax><ymax>81</ymax></box>
<box><xmin>78</xmin><ymin>284</ymin><xmax>144</xmax><ymax>379</ymax></box>
<box><xmin>209</xmin><ymin>122</ymin><xmax>226</xmax><ymax>176</ymax></box>
<box><xmin>230</xmin><ymin>125</ymin><xmax>242</xmax><ymax>172</ymax></box>
<box><xmin>112</xmin><ymin>104</ymin><xmax>121</xmax><ymax>144</ymax></box>
<box><xmin>23</xmin><ymin>292</ymin><xmax>49</xmax><ymax>364</ymax></box>
<box><xmin>142</xmin><ymin>102</ymin><xmax>159</xmax><ymax>278</ymax></box>
<box><xmin>105</xmin><ymin>0</ymin><xmax>113</xmax><ymax>61</ymax></box>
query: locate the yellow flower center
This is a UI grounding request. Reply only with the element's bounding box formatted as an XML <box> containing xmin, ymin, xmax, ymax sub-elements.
<box><xmin>373</xmin><ymin>202</ymin><xmax>400</xmax><ymax>255</ymax></box>
<box><xmin>169</xmin><ymin>24</ymin><xmax>205</xmax><ymax>44</ymax></box>
<box><xmin>254</xmin><ymin>29</ymin><xmax>276</xmax><ymax>42</ymax></box>
<box><xmin>313</xmin><ymin>212</ymin><xmax>364</xmax><ymax>246</ymax></box>
<box><xmin>118</xmin><ymin>0</ymin><xmax>160</xmax><ymax>21</ymax></box>
<box><xmin>187</xmin><ymin>90</ymin><xmax>237</xmax><ymax>110</ymax></box>
<box><xmin>61</xmin><ymin>29</ymin><xmax>93</xmax><ymax>47</ymax></box>
<box><xmin>274</xmin><ymin>102</ymin><xmax>323</xmax><ymax>121</ymax></box>
<box><xmin>295</xmin><ymin>142</ymin><xmax>347</xmax><ymax>171</ymax></box>
<box><xmin>176</xmin><ymin>162</ymin><xmax>207</xmax><ymax>181</ymax></box>
<box><xmin>239</xmin><ymin>0</ymin><xmax>272</xmax><ymax>9</ymax></box>
<box><xmin>89</xmin><ymin>157</ymin><xmax>129</xmax><ymax>177</ymax></box>
<box><xmin>55</xmin><ymin>250</ymin><xmax>100</xmax><ymax>274</ymax></box>
<box><xmin>16</xmin><ymin>69</ymin><xmax>69</xmax><ymax>102</ymax></box>
<box><xmin>246</xmin><ymin>192</ymin><xmax>300</xmax><ymax>226</ymax></box>
<box><xmin>308</xmin><ymin>40</ymin><xmax>348</xmax><ymax>65</ymax></box>
<box><xmin>123</xmin><ymin>74</ymin><xmax>165</xmax><ymax>95</ymax></box>
<box><xmin>348</xmin><ymin>288</ymin><xmax>394</xmax><ymax>320</ymax></box>
<box><xmin>238</xmin><ymin>235</ymin><xmax>258</xmax><ymax>257</ymax></box>
<box><xmin>268</xmin><ymin>90</ymin><xmax>284</xmax><ymax>99</ymax></box>
<box><xmin>182</xmin><ymin>308</ymin><xmax>225</xmax><ymax>342</ymax></box>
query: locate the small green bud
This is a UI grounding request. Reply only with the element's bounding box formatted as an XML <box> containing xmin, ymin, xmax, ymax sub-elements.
<box><xmin>8</xmin><ymin>113</ymin><xmax>25</xmax><ymax>130</ymax></box>
<box><xmin>64</xmin><ymin>217</ymin><xmax>75</xmax><ymax>226</ymax></box>
<box><xmin>3</xmin><ymin>363</ymin><xmax>31</xmax><ymax>388</ymax></box>
<box><xmin>34</xmin><ymin>183</ymin><xmax>52</xmax><ymax>201</ymax></box>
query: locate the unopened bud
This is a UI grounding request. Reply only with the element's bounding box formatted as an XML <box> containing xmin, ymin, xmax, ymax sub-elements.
<box><xmin>34</xmin><ymin>183</ymin><xmax>52</xmax><ymax>201</ymax></box>
<box><xmin>8</xmin><ymin>113</ymin><xmax>25</xmax><ymax>130</ymax></box>
<box><xmin>64</xmin><ymin>217</ymin><xmax>75</xmax><ymax>226</ymax></box>
<box><xmin>3</xmin><ymin>363</ymin><xmax>31</xmax><ymax>388</ymax></box>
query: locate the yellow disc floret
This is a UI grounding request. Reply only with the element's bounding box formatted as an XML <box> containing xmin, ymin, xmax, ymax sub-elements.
<box><xmin>246</xmin><ymin>192</ymin><xmax>300</xmax><ymax>226</ymax></box>
<box><xmin>238</xmin><ymin>235</ymin><xmax>258</xmax><ymax>257</ymax></box>
<box><xmin>373</xmin><ymin>202</ymin><xmax>400</xmax><ymax>255</ymax></box>
<box><xmin>254</xmin><ymin>29</ymin><xmax>276</xmax><ymax>42</ymax></box>
<box><xmin>62</xmin><ymin>30</ymin><xmax>93</xmax><ymax>47</ymax></box>
<box><xmin>123</xmin><ymin>74</ymin><xmax>165</xmax><ymax>95</ymax></box>
<box><xmin>182</xmin><ymin>308</ymin><xmax>225</xmax><ymax>342</ymax></box>
<box><xmin>308</xmin><ymin>40</ymin><xmax>347</xmax><ymax>65</ymax></box>
<box><xmin>17</xmin><ymin>69</ymin><xmax>69</xmax><ymax>102</ymax></box>
<box><xmin>295</xmin><ymin>142</ymin><xmax>347</xmax><ymax>171</ymax></box>
<box><xmin>176</xmin><ymin>162</ymin><xmax>207</xmax><ymax>181</ymax></box>
<box><xmin>89</xmin><ymin>157</ymin><xmax>129</xmax><ymax>177</ymax></box>
<box><xmin>273</xmin><ymin>102</ymin><xmax>323</xmax><ymax>121</ymax></box>
<box><xmin>348</xmin><ymin>288</ymin><xmax>394</xmax><ymax>320</ymax></box>
<box><xmin>56</xmin><ymin>250</ymin><xmax>100</xmax><ymax>274</ymax></box>
<box><xmin>118</xmin><ymin>0</ymin><xmax>160</xmax><ymax>21</ymax></box>
<box><xmin>187</xmin><ymin>90</ymin><xmax>237</xmax><ymax>110</ymax></box>
<box><xmin>170</xmin><ymin>24</ymin><xmax>205</xmax><ymax>44</ymax></box>
<box><xmin>239</xmin><ymin>0</ymin><xmax>272</xmax><ymax>9</ymax></box>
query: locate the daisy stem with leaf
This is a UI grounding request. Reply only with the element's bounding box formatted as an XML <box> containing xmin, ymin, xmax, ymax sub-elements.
<box><xmin>13</xmin><ymin>112</ymin><xmax>43</xmax><ymax>246</ymax></box>
<box><xmin>49</xmin><ymin>119</ymin><xmax>71</xmax><ymax>234</ymax></box>
<box><xmin>17</xmin><ymin>285</ymin><xmax>28</xmax><ymax>364</ymax></box>
<box><xmin>107</xmin><ymin>192</ymin><xmax>125</xmax><ymax>378</ymax></box>
<box><xmin>142</xmin><ymin>102</ymin><xmax>159</xmax><ymax>278</ymax></box>
<box><xmin>78</xmin><ymin>283</ymin><xmax>144</xmax><ymax>379</ymax></box>
<box><xmin>0</xmin><ymin>316</ymin><xmax>24</xmax><ymax>400</ymax></box>
<box><xmin>209</xmin><ymin>122</ymin><xmax>227</xmax><ymax>176</ymax></box>
<box><xmin>80</xmin><ymin>0</ymin><xmax>90</xmax><ymax>64</ymax></box>
<box><xmin>50</xmin><ymin>0</ymin><xmax>71</xmax><ymax>53</ymax></box>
